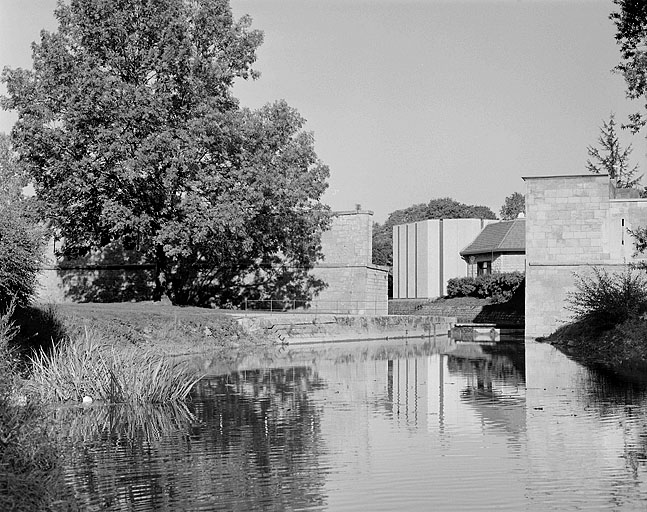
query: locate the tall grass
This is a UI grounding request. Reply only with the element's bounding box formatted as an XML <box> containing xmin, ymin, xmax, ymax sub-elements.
<box><xmin>0</xmin><ymin>302</ymin><xmax>73</xmax><ymax>511</ymax></box>
<box><xmin>30</xmin><ymin>327</ymin><xmax>202</xmax><ymax>403</ymax></box>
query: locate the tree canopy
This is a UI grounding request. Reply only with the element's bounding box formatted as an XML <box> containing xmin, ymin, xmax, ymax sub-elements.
<box><xmin>612</xmin><ymin>1</ymin><xmax>647</xmax><ymax>134</ymax></box>
<box><xmin>499</xmin><ymin>192</ymin><xmax>525</xmax><ymax>221</ymax></box>
<box><xmin>372</xmin><ymin>198</ymin><xmax>496</xmax><ymax>267</ymax></box>
<box><xmin>586</xmin><ymin>113</ymin><xmax>642</xmax><ymax>188</ymax></box>
<box><xmin>1</xmin><ymin>0</ymin><xmax>330</xmax><ymax>306</ymax></box>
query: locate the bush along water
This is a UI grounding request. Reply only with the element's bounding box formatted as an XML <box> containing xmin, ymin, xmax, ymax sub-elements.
<box><xmin>30</xmin><ymin>326</ymin><xmax>203</xmax><ymax>404</ymax></box>
<box><xmin>446</xmin><ymin>271</ymin><xmax>524</xmax><ymax>303</ymax></box>
<box><xmin>546</xmin><ymin>267</ymin><xmax>647</xmax><ymax>372</ymax></box>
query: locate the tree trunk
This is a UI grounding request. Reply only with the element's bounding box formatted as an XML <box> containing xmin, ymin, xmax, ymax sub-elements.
<box><xmin>153</xmin><ymin>244</ymin><xmax>168</xmax><ymax>302</ymax></box>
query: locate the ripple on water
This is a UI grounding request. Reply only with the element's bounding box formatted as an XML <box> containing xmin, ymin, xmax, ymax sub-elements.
<box><xmin>55</xmin><ymin>341</ymin><xmax>647</xmax><ymax>511</ymax></box>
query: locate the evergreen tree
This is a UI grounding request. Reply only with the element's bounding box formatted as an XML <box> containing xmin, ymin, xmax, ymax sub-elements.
<box><xmin>586</xmin><ymin>113</ymin><xmax>642</xmax><ymax>188</ymax></box>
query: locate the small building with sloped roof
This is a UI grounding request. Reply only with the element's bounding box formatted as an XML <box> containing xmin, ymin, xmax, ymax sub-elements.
<box><xmin>460</xmin><ymin>218</ymin><xmax>526</xmax><ymax>277</ymax></box>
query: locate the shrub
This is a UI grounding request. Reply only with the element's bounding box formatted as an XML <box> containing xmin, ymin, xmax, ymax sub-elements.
<box><xmin>566</xmin><ymin>267</ymin><xmax>647</xmax><ymax>328</ymax></box>
<box><xmin>0</xmin><ymin>202</ymin><xmax>45</xmax><ymax>308</ymax></box>
<box><xmin>446</xmin><ymin>277</ymin><xmax>477</xmax><ymax>298</ymax></box>
<box><xmin>446</xmin><ymin>271</ymin><xmax>524</xmax><ymax>302</ymax></box>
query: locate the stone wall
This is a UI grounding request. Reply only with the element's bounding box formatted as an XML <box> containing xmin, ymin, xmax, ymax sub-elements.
<box><xmin>311</xmin><ymin>210</ymin><xmax>388</xmax><ymax>314</ymax></box>
<box><xmin>466</xmin><ymin>253</ymin><xmax>525</xmax><ymax>276</ymax></box>
<box><xmin>524</xmin><ymin>173</ymin><xmax>647</xmax><ymax>337</ymax></box>
<box><xmin>494</xmin><ymin>253</ymin><xmax>526</xmax><ymax>274</ymax></box>
<box><xmin>318</xmin><ymin>210</ymin><xmax>373</xmax><ymax>266</ymax></box>
<box><xmin>37</xmin><ymin>239</ymin><xmax>154</xmax><ymax>303</ymax></box>
<box><xmin>36</xmin><ymin>209</ymin><xmax>388</xmax><ymax>314</ymax></box>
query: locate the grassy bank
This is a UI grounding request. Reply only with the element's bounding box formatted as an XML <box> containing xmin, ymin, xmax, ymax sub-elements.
<box><xmin>12</xmin><ymin>302</ymin><xmax>276</xmax><ymax>403</ymax></box>
<box><xmin>14</xmin><ymin>302</ymin><xmax>275</xmax><ymax>358</ymax></box>
<box><xmin>540</xmin><ymin>267</ymin><xmax>647</xmax><ymax>380</ymax></box>
<box><xmin>543</xmin><ymin>318</ymin><xmax>647</xmax><ymax>379</ymax></box>
<box><xmin>1</xmin><ymin>302</ymin><xmax>277</xmax><ymax>510</ymax></box>
<box><xmin>0</xmin><ymin>305</ymin><xmax>76</xmax><ymax>511</ymax></box>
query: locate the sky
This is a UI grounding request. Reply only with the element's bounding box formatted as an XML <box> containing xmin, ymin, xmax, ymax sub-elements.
<box><xmin>1</xmin><ymin>0</ymin><xmax>645</xmax><ymax>222</ymax></box>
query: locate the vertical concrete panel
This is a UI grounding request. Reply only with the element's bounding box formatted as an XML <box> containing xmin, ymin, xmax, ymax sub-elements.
<box><xmin>440</xmin><ymin>218</ymin><xmax>487</xmax><ymax>296</ymax></box>
<box><xmin>416</xmin><ymin>221</ymin><xmax>429</xmax><ymax>299</ymax></box>
<box><xmin>406</xmin><ymin>224</ymin><xmax>417</xmax><ymax>298</ymax></box>
<box><xmin>442</xmin><ymin>219</ymin><xmax>483</xmax><ymax>295</ymax></box>
<box><xmin>393</xmin><ymin>225</ymin><xmax>400</xmax><ymax>298</ymax></box>
<box><xmin>398</xmin><ymin>224</ymin><xmax>409</xmax><ymax>298</ymax></box>
<box><xmin>391</xmin><ymin>218</ymin><xmax>489</xmax><ymax>299</ymax></box>
<box><xmin>427</xmin><ymin>220</ymin><xmax>441</xmax><ymax>299</ymax></box>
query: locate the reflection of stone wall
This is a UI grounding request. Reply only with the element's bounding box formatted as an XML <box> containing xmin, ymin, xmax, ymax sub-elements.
<box><xmin>524</xmin><ymin>173</ymin><xmax>647</xmax><ymax>337</ymax></box>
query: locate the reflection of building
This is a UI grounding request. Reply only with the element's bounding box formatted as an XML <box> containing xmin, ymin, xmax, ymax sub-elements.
<box><xmin>392</xmin><ymin>218</ymin><xmax>495</xmax><ymax>299</ymax></box>
<box><xmin>459</xmin><ymin>218</ymin><xmax>526</xmax><ymax>277</ymax></box>
<box><xmin>384</xmin><ymin>345</ymin><xmax>526</xmax><ymax>434</ymax></box>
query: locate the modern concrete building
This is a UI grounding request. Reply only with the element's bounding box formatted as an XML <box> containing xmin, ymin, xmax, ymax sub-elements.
<box><xmin>523</xmin><ymin>173</ymin><xmax>647</xmax><ymax>337</ymax></box>
<box><xmin>392</xmin><ymin>218</ymin><xmax>495</xmax><ymax>299</ymax></box>
<box><xmin>460</xmin><ymin>218</ymin><xmax>526</xmax><ymax>277</ymax></box>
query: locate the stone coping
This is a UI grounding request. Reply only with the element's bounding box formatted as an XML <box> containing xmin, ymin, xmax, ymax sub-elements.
<box><xmin>522</xmin><ymin>173</ymin><xmax>609</xmax><ymax>180</ymax></box>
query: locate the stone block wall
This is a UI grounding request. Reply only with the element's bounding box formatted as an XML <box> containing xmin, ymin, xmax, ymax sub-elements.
<box><xmin>524</xmin><ymin>173</ymin><xmax>647</xmax><ymax>337</ymax></box>
<box><xmin>310</xmin><ymin>265</ymin><xmax>388</xmax><ymax>314</ymax></box>
<box><xmin>311</xmin><ymin>210</ymin><xmax>388</xmax><ymax>314</ymax></box>
<box><xmin>36</xmin><ymin>209</ymin><xmax>388</xmax><ymax>314</ymax></box>
<box><xmin>493</xmin><ymin>253</ymin><xmax>526</xmax><ymax>274</ymax></box>
<box><xmin>318</xmin><ymin>210</ymin><xmax>372</xmax><ymax>266</ymax></box>
<box><xmin>525</xmin><ymin>174</ymin><xmax>611</xmax><ymax>265</ymax></box>
<box><xmin>36</xmin><ymin>238</ymin><xmax>154</xmax><ymax>303</ymax></box>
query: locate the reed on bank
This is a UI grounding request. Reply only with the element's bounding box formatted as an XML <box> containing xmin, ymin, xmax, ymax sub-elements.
<box><xmin>29</xmin><ymin>327</ymin><xmax>203</xmax><ymax>403</ymax></box>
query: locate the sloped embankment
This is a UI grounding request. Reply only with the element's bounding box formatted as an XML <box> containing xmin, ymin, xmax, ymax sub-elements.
<box><xmin>389</xmin><ymin>287</ymin><xmax>525</xmax><ymax>328</ymax></box>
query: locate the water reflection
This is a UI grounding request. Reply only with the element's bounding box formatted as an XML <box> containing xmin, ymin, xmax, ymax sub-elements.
<box><xmin>54</xmin><ymin>339</ymin><xmax>647</xmax><ymax>511</ymax></box>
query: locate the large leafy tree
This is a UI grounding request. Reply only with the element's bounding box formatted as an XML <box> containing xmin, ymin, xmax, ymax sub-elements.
<box><xmin>499</xmin><ymin>192</ymin><xmax>525</xmax><ymax>220</ymax></box>
<box><xmin>372</xmin><ymin>198</ymin><xmax>496</xmax><ymax>268</ymax></box>
<box><xmin>1</xmin><ymin>0</ymin><xmax>329</xmax><ymax>306</ymax></box>
<box><xmin>611</xmin><ymin>0</ymin><xmax>647</xmax><ymax>134</ymax></box>
<box><xmin>586</xmin><ymin>113</ymin><xmax>642</xmax><ymax>188</ymax></box>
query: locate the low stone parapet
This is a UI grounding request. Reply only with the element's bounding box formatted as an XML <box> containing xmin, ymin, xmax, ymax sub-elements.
<box><xmin>235</xmin><ymin>313</ymin><xmax>457</xmax><ymax>344</ymax></box>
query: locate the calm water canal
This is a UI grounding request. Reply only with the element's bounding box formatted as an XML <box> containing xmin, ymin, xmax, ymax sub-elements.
<box><xmin>55</xmin><ymin>338</ymin><xmax>647</xmax><ymax>511</ymax></box>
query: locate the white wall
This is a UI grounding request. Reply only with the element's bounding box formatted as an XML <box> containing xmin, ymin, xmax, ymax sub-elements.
<box><xmin>393</xmin><ymin>218</ymin><xmax>492</xmax><ymax>299</ymax></box>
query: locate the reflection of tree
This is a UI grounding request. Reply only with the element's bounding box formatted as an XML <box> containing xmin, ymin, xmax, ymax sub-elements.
<box><xmin>55</xmin><ymin>366</ymin><xmax>328</xmax><ymax>510</ymax></box>
<box><xmin>575</xmin><ymin>368</ymin><xmax>647</xmax><ymax>482</ymax></box>
<box><xmin>53</xmin><ymin>403</ymin><xmax>195</xmax><ymax>510</ymax></box>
